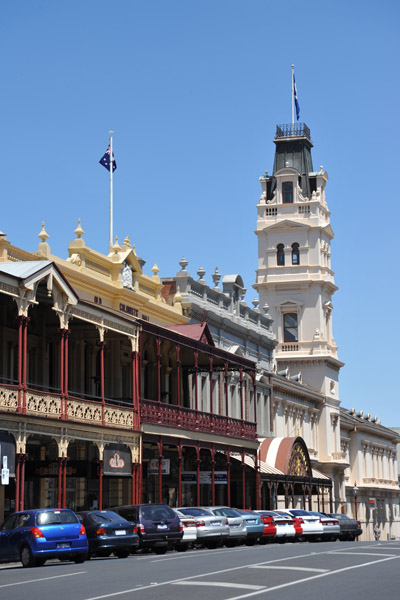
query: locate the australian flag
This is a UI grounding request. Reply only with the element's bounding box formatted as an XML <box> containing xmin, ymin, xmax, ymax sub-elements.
<box><xmin>99</xmin><ymin>145</ymin><xmax>117</xmax><ymax>172</ymax></box>
<box><xmin>293</xmin><ymin>74</ymin><xmax>300</xmax><ymax>121</ymax></box>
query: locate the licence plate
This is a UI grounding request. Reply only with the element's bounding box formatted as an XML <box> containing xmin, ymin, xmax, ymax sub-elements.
<box><xmin>115</xmin><ymin>530</ymin><xmax>126</xmax><ymax>535</ymax></box>
<box><xmin>248</xmin><ymin>519</ymin><xmax>256</xmax><ymax>523</ymax></box>
<box><xmin>57</xmin><ymin>542</ymin><xmax>71</xmax><ymax>549</ymax></box>
<box><xmin>157</xmin><ymin>524</ymin><xmax>168</xmax><ymax>530</ymax></box>
<box><xmin>211</xmin><ymin>521</ymin><xmax>221</xmax><ymax>526</ymax></box>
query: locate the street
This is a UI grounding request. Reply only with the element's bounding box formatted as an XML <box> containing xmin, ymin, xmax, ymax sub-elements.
<box><xmin>1</xmin><ymin>541</ymin><xmax>399</xmax><ymax>600</ymax></box>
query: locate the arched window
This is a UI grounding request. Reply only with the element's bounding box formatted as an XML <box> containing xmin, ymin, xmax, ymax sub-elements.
<box><xmin>277</xmin><ymin>244</ymin><xmax>285</xmax><ymax>266</ymax></box>
<box><xmin>291</xmin><ymin>243</ymin><xmax>300</xmax><ymax>265</ymax></box>
<box><xmin>282</xmin><ymin>181</ymin><xmax>293</xmax><ymax>203</ymax></box>
<box><xmin>283</xmin><ymin>313</ymin><xmax>298</xmax><ymax>342</ymax></box>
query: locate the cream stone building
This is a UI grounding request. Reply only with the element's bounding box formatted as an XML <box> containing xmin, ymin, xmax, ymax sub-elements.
<box><xmin>254</xmin><ymin>122</ymin><xmax>400</xmax><ymax>540</ymax></box>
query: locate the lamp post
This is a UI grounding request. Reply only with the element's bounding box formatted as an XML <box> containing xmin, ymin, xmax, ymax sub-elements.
<box><xmin>353</xmin><ymin>482</ymin><xmax>359</xmax><ymax>541</ymax></box>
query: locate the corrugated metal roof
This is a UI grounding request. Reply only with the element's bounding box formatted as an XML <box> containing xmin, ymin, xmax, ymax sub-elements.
<box><xmin>311</xmin><ymin>468</ymin><xmax>330</xmax><ymax>480</ymax></box>
<box><xmin>0</xmin><ymin>261</ymin><xmax>51</xmax><ymax>280</ymax></box>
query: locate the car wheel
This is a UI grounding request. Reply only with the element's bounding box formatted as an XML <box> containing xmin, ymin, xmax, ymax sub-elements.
<box><xmin>74</xmin><ymin>554</ymin><xmax>86</xmax><ymax>564</ymax></box>
<box><xmin>154</xmin><ymin>546</ymin><xmax>168</xmax><ymax>555</ymax></box>
<box><xmin>115</xmin><ymin>549</ymin><xmax>129</xmax><ymax>558</ymax></box>
<box><xmin>21</xmin><ymin>545</ymin><xmax>36</xmax><ymax>568</ymax></box>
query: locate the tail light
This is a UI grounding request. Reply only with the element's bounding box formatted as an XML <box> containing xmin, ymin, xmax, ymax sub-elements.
<box><xmin>357</xmin><ymin>521</ymin><xmax>361</xmax><ymax>528</ymax></box>
<box><xmin>225</xmin><ymin>519</ymin><xmax>229</xmax><ymax>525</ymax></box>
<box><xmin>133</xmin><ymin>525</ymin><xmax>138</xmax><ymax>534</ymax></box>
<box><xmin>179</xmin><ymin>523</ymin><xmax>183</xmax><ymax>531</ymax></box>
<box><xmin>298</xmin><ymin>518</ymin><xmax>304</xmax><ymax>524</ymax></box>
<box><xmin>96</xmin><ymin>527</ymin><xmax>106</xmax><ymax>536</ymax></box>
<box><xmin>30</xmin><ymin>527</ymin><xmax>45</xmax><ymax>539</ymax></box>
<box><xmin>139</xmin><ymin>523</ymin><xmax>145</xmax><ymax>533</ymax></box>
<box><xmin>195</xmin><ymin>520</ymin><xmax>206</xmax><ymax>527</ymax></box>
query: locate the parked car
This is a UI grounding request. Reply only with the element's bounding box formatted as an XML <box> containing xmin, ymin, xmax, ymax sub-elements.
<box><xmin>0</xmin><ymin>508</ymin><xmax>88</xmax><ymax>567</ymax></box>
<box><xmin>280</xmin><ymin>509</ymin><xmax>324</xmax><ymax>541</ymax></box>
<box><xmin>177</xmin><ymin>507</ymin><xmax>229</xmax><ymax>548</ymax></box>
<box><xmin>311</xmin><ymin>512</ymin><xmax>340</xmax><ymax>541</ymax></box>
<box><xmin>326</xmin><ymin>513</ymin><xmax>362</xmax><ymax>541</ymax></box>
<box><xmin>113</xmin><ymin>504</ymin><xmax>183</xmax><ymax>554</ymax></box>
<box><xmin>202</xmin><ymin>507</ymin><xmax>247</xmax><ymax>546</ymax></box>
<box><xmin>274</xmin><ymin>510</ymin><xmax>303</xmax><ymax>540</ymax></box>
<box><xmin>173</xmin><ymin>509</ymin><xmax>197</xmax><ymax>551</ymax></box>
<box><xmin>77</xmin><ymin>510</ymin><xmax>139</xmax><ymax>558</ymax></box>
<box><xmin>232</xmin><ymin>509</ymin><xmax>264</xmax><ymax>545</ymax></box>
<box><xmin>256</xmin><ymin>512</ymin><xmax>277</xmax><ymax>544</ymax></box>
<box><xmin>256</xmin><ymin>510</ymin><xmax>296</xmax><ymax>542</ymax></box>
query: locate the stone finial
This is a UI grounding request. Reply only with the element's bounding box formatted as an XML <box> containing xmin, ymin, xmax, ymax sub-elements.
<box><xmin>112</xmin><ymin>236</ymin><xmax>121</xmax><ymax>253</ymax></box>
<box><xmin>123</xmin><ymin>235</ymin><xmax>132</xmax><ymax>248</ymax></box>
<box><xmin>37</xmin><ymin>221</ymin><xmax>51</xmax><ymax>257</ymax></box>
<box><xmin>197</xmin><ymin>266</ymin><xmax>206</xmax><ymax>284</ymax></box>
<box><xmin>212</xmin><ymin>267</ymin><xmax>221</xmax><ymax>290</ymax></box>
<box><xmin>152</xmin><ymin>264</ymin><xmax>160</xmax><ymax>279</ymax></box>
<box><xmin>252</xmin><ymin>296</ymin><xmax>259</xmax><ymax>309</ymax></box>
<box><xmin>74</xmin><ymin>218</ymin><xmax>84</xmax><ymax>239</ymax></box>
<box><xmin>173</xmin><ymin>286</ymin><xmax>182</xmax><ymax>305</ymax></box>
<box><xmin>262</xmin><ymin>301</ymin><xmax>270</xmax><ymax>314</ymax></box>
<box><xmin>38</xmin><ymin>221</ymin><xmax>49</xmax><ymax>243</ymax></box>
<box><xmin>179</xmin><ymin>257</ymin><xmax>188</xmax><ymax>271</ymax></box>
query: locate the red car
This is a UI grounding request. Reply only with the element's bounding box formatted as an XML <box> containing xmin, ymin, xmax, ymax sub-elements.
<box><xmin>257</xmin><ymin>512</ymin><xmax>277</xmax><ymax>544</ymax></box>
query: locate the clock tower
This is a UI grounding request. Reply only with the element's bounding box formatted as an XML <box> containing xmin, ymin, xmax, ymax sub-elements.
<box><xmin>254</xmin><ymin>122</ymin><xmax>343</xmax><ymax>406</ymax></box>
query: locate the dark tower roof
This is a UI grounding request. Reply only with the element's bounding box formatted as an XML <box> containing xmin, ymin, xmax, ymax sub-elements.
<box><xmin>265</xmin><ymin>123</ymin><xmax>315</xmax><ymax>201</ymax></box>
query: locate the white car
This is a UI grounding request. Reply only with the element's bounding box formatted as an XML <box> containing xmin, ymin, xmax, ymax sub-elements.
<box><xmin>313</xmin><ymin>512</ymin><xmax>340</xmax><ymax>541</ymax></box>
<box><xmin>282</xmin><ymin>509</ymin><xmax>324</xmax><ymax>540</ymax></box>
<box><xmin>173</xmin><ymin>509</ymin><xmax>197</xmax><ymax>551</ymax></box>
<box><xmin>256</xmin><ymin>510</ymin><xmax>296</xmax><ymax>542</ymax></box>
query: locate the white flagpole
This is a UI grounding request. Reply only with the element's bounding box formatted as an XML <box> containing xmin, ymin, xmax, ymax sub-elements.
<box><xmin>109</xmin><ymin>130</ymin><xmax>114</xmax><ymax>252</ymax></box>
<box><xmin>291</xmin><ymin>64</ymin><xmax>294</xmax><ymax>131</ymax></box>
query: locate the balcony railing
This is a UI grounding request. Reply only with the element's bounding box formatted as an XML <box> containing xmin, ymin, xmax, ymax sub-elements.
<box><xmin>140</xmin><ymin>398</ymin><xmax>257</xmax><ymax>440</ymax></box>
<box><xmin>0</xmin><ymin>384</ymin><xmax>140</xmax><ymax>431</ymax></box>
<box><xmin>275</xmin><ymin>123</ymin><xmax>311</xmax><ymax>141</ymax></box>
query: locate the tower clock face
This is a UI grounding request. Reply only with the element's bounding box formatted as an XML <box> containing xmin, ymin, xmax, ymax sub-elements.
<box><xmin>288</xmin><ymin>442</ymin><xmax>310</xmax><ymax>477</ymax></box>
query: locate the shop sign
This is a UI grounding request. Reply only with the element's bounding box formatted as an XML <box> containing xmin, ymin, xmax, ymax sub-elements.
<box><xmin>103</xmin><ymin>443</ymin><xmax>132</xmax><ymax>476</ymax></box>
<box><xmin>148</xmin><ymin>458</ymin><xmax>170</xmax><ymax>475</ymax></box>
<box><xmin>182</xmin><ymin>471</ymin><xmax>227</xmax><ymax>484</ymax></box>
<box><xmin>0</xmin><ymin>431</ymin><xmax>16</xmax><ymax>477</ymax></box>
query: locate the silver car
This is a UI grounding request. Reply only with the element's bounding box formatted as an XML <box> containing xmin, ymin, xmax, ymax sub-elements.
<box><xmin>177</xmin><ymin>507</ymin><xmax>229</xmax><ymax>549</ymax></box>
<box><xmin>202</xmin><ymin>507</ymin><xmax>247</xmax><ymax>547</ymax></box>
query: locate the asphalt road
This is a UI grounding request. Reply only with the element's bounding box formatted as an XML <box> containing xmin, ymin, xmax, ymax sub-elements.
<box><xmin>1</xmin><ymin>541</ymin><xmax>399</xmax><ymax>600</ymax></box>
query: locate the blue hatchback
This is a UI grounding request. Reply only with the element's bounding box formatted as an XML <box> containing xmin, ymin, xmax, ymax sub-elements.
<box><xmin>0</xmin><ymin>508</ymin><xmax>88</xmax><ymax>567</ymax></box>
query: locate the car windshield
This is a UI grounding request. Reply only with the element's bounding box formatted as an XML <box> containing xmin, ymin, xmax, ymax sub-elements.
<box><xmin>36</xmin><ymin>510</ymin><xmax>78</xmax><ymax>526</ymax></box>
<box><xmin>213</xmin><ymin>508</ymin><xmax>240</xmax><ymax>518</ymax></box>
<box><xmin>290</xmin><ymin>510</ymin><xmax>310</xmax><ymax>516</ymax></box>
<box><xmin>141</xmin><ymin>505</ymin><xmax>175</xmax><ymax>520</ymax></box>
<box><xmin>178</xmin><ymin>508</ymin><xmax>211</xmax><ymax>517</ymax></box>
<box><xmin>87</xmin><ymin>511</ymin><xmax>127</xmax><ymax>524</ymax></box>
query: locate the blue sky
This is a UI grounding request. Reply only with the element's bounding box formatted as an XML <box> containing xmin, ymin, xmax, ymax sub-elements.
<box><xmin>1</xmin><ymin>1</ymin><xmax>399</xmax><ymax>426</ymax></box>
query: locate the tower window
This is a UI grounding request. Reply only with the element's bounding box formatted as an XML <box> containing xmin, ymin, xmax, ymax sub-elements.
<box><xmin>283</xmin><ymin>313</ymin><xmax>298</xmax><ymax>342</ymax></box>
<box><xmin>292</xmin><ymin>243</ymin><xmax>300</xmax><ymax>265</ymax></box>
<box><xmin>277</xmin><ymin>244</ymin><xmax>285</xmax><ymax>266</ymax></box>
<box><xmin>282</xmin><ymin>182</ymin><xmax>293</xmax><ymax>203</ymax></box>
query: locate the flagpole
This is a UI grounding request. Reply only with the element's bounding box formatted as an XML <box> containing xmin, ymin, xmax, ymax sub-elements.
<box><xmin>109</xmin><ymin>130</ymin><xmax>114</xmax><ymax>252</ymax></box>
<box><xmin>291</xmin><ymin>64</ymin><xmax>294</xmax><ymax>132</ymax></box>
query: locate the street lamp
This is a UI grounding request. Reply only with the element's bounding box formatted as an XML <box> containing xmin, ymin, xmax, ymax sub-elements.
<box><xmin>353</xmin><ymin>482</ymin><xmax>359</xmax><ymax>541</ymax></box>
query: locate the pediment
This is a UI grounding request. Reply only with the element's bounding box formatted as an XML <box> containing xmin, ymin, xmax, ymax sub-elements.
<box><xmin>263</xmin><ymin>219</ymin><xmax>310</xmax><ymax>232</ymax></box>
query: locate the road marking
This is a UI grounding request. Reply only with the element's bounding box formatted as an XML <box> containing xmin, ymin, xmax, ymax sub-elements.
<box><xmin>328</xmin><ymin>552</ymin><xmax>396</xmax><ymax>557</ymax></box>
<box><xmin>249</xmin><ymin>565</ymin><xmax>329</xmax><ymax>573</ymax></box>
<box><xmin>152</xmin><ymin>546</ymin><xmax>245</xmax><ymax>562</ymax></box>
<box><xmin>223</xmin><ymin>556</ymin><xmax>400</xmax><ymax>600</ymax></box>
<box><xmin>81</xmin><ymin>544</ymin><xmax>374</xmax><ymax>600</ymax></box>
<box><xmin>0</xmin><ymin>571</ymin><xmax>86</xmax><ymax>589</ymax></box>
<box><xmin>173</xmin><ymin>581</ymin><xmax>266</xmax><ymax>590</ymax></box>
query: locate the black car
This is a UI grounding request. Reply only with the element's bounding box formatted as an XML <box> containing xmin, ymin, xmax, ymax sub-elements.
<box><xmin>326</xmin><ymin>513</ymin><xmax>362</xmax><ymax>541</ymax></box>
<box><xmin>77</xmin><ymin>510</ymin><xmax>139</xmax><ymax>558</ymax></box>
<box><xmin>113</xmin><ymin>504</ymin><xmax>183</xmax><ymax>555</ymax></box>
